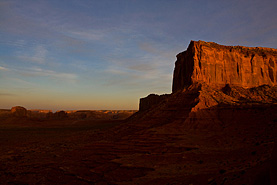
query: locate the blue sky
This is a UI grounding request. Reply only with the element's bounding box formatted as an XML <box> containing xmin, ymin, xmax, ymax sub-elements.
<box><xmin>0</xmin><ymin>0</ymin><xmax>276</xmax><ymax>110</ymax></box>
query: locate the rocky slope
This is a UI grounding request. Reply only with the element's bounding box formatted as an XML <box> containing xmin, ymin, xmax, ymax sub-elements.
<box><xmin>139</xmin><ymin>94</ymin><xmax>169</xmax><ymax>111</ymax></box>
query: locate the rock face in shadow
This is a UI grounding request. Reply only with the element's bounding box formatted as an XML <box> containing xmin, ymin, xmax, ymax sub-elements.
<box><xmin>11</xmin><ymin>106</ymin><xmax>27</xmax><ymax>117</ymax></box>
<box><xmin>0</xmin><ymin>109</ymin><xmax>11</xmax><ymax>118</ymax></box>
<box><xmin>53</xmin><ymin>110</ymin><xmax>68</xmax><ymax>119</ymax></box>
<box><xmin>136</xmin><ymin>83</ymin><xmax>277</xmax><ymax>130</ymax></box>
<box><xmin>271</xmin><ymin>124</ymin><xmax>277</xmax><ymax>184</ymax></box>
<box><xmin>173</xmin><ymin>41</ymin><xmax>277</xmax><ymax>92</ymax></box>
<box><xmin>183</xmin><ymin>84</ymin><xmax>277</xmax><ymax>130</ymax></box>
<box><xmin>139</xmin><ymin>94</ymin><xmax>169</xmax><ymax>111</ymax></box>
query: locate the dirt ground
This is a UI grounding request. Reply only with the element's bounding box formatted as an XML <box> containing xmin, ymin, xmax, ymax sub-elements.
<box><xmin>0</xmin><ymin>116</ymin><xmax>275</xmax><ymax>185</ymax></box>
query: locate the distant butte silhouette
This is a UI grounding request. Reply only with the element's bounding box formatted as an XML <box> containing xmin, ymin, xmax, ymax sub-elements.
<box><xmin>11</xmin><ymin>106</ymin><xmax>27</xmax><ymax>117</ymax></box>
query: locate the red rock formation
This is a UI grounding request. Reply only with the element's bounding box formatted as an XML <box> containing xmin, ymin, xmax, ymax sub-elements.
<box><xmin>46</xmin><ymin>111</ymin><xmax>54</xmax><ymax>119</ymax></box>
<box><xmin>139</xmin><ymin>94</ymin><xmax>169</xmax><ymax>111</ymax></box>
<box><xmin>53</xmin><ymin>110</ymin><xmax>68</xmax><ymax>119</ymax></box>
<box><xmin>136</xmin><ymin>41</ymin><xmax>277</xmax><ymax>130</ymax></box>
<box><xmin>0</xmin><ymin>109</ymin><xmax>11</xmax><ymax>118</ymax></box>
<box><xmin>27</xmin><ymin>110</ymin><xmax>52</xmax><ymax>119</ymax></box>
<box><xmin>11</xmin><ymin>106</ymin><xmax>27</xmax><ymax>117</ymax></box>
<box><xmin>140</xmin><ymin>41</ymin><xmax>277</xmax><ymax>112</ymax></box>
<box><xmin>67</xmin><ymin>110</ymin><xmax>137</xmax><ymax>120</ymax></box>
<box><xmin>127</xmin><ymin>51</ymin><xmax>277</xmax><ymax>183</ymax></box>
<box><xmin>173</xmin><ymin>41</ymin><xmax>277</xmax><ymax>92</ymax></box>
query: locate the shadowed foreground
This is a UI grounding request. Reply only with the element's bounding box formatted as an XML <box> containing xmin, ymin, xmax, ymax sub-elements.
<box><xmin>0</xmin><ymin>101</ymin><xmax>276</xmax><ymax>185</ymax></box>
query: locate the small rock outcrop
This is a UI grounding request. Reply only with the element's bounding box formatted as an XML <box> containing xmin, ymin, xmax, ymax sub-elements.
<box><xmin>11</xmin><ymin>106</ymin><xmax>27</xmax><ymax>117</ymax></box>
<box><xmin>0</xmin><ymin>109</ymin><xmax>11</xmax><ymax>118</ymax></box>
<box><xmin>46</xmin><ymin>112</ymin><xmax>54</xmax><ymax>119</ymax></box>
<box><xmin>54</xmin><ymin>110</ymin><xmax>68</xmax><ymax>119</ymax></box>
<box><xmin>173</xmin><ymin>41</ymin><xmax>277</xmax><ymax>92</ymax></box>
<box><xmin>139</xmin><ymin>94</ymin><xmax>169</xmax><ymax>111</ymax></box>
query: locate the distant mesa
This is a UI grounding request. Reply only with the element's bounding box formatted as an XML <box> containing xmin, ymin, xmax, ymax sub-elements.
<box><xmin>0</xmin><ymin>106</ymin><xmax>137</xmax><ymax>122</ymax></box>
<box><xmin>11</xmin><ymin>106</ymin><xmax>27</xmax><ymax>117</ymax></box>
<box><xmin>54</xmin><ymin>110</ymin><xmax>68</xmax><ymax>119</ymax></box>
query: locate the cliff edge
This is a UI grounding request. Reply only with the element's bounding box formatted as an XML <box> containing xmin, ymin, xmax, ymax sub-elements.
<box><xmin>139</xmin><ymin>41</ymin><xmax>277</xmax><ymax>112</ymax></box>
<box><xmin>173</xmin><ymin>41</ymin><xmax>277</xmax><ymax>92</ymax></box>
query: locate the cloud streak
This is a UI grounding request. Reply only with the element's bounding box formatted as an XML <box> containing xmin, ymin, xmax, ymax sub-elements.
<box><xmin>0</xmin><ymin>92</ymin><xmax>16</xmax><ymax>96</ymax></box>
<box><xmin>1</xmin><ymin>65</ymin><xmax>77</xmax><ymax>83</ymax></box>
<box><xmin>66</xmin><ymin>30</ymin><xmax>106</xmax><ymax>41</ymax></box>
<box><xmin>20</xmin><ymin>67</ymin><xmax>78</xmax><ymax>82</ymax></box>
<box><xmin>17</xmin><ymin>45</ymin><xmax>48</xmax><ymax>64</ymax></box>
<box><xmin>0</xmin><ymin>66</ymin><xmax>9</xmax><ymax>71</ymax></box>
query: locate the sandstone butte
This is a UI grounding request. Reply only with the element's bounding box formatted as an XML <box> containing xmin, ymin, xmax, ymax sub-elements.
<box><xmin>139</xmin><ymin>40</ymin><xmax>277</xmax><ymax>111</ymax></box>
<box><xmin>11</xmin><ymin>106</ymin><xmax>28</xmax><ymax>117</ymax></box>
<box><xmin>173</xmin><ymin>40</ymin><xmax>277</xmax><ymax>92</ymax></box>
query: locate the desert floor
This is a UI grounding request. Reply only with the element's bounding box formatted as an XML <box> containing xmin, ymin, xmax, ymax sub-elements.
<box><xmin>0</xmin><ymin>118</ymin><xmax>275</xmax><ymax>185</ymax></box>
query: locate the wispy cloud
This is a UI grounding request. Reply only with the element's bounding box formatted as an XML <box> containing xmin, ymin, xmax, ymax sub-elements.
<box><xmin>1</xmin><ymin>65</ymin><xmax>77</xmax><ymax>83</ymax></box>
<box><xmin>20</xmin><ymin>67</ymin><xmax>78</xmax><ymax>82</ymax></box>
<box><xmin>0</xmin><ymin>39</ymin><xmax>26</xmax><ymax>48</ymax></box>
<box><xmin>0</xmin><ymin>92</ymin><xmax>16</xmax><ymax>96</ymax></box>
<box><xmin>0</xmin><ymin>66</ymin><xmax>9</xmax><ymax>71</ymax></box>
<box><xmin>128</xmin><ymin>63</ymin><xmax>155</xmax><ymax>72</ymax></box>
<box><xmin>138</xmin><ymin>41</ymin><xmax>178</xmax><ymax>60</ymax></box>
<box><xmin>104</xmin><ymin>58</ymin><xmax>173</xmax><ymax>93</ymax></box>
<box><xmin>32</xmin><ymin>45</ymin><xmax>47</xmax><ymax>64</ymax></box>
<box><xmin>66</xmin><ymin>30</ymin><xmax>105</xmax><ymax>41</ymax></box>
<box><xmin>17</xmin><ymin>45</ymin><xmax>48</xmax><ymax>64</ymax></box>
<box><xmin>103</xmin><ymin>40</ymin><xmax>176</xmax><ymax>93</ymax></box>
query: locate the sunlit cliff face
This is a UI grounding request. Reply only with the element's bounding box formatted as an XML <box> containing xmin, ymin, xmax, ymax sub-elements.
<box><xmin>173</xmin><ymin>41</ymin><xmax>277</xmax><ymax>92</ymax></box>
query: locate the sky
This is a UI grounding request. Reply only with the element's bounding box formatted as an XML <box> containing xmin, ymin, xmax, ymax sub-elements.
<box><xmin>0</xmin><ymin>0</ymin><xmax>276</xmax><ymax>111</ymax></box>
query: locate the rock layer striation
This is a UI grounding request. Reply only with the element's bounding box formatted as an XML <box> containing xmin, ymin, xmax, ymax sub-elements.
<box><xmin>139</xmin><ymin>94</ymin><xmax>169</xmax><ymax>111</ymax></box>
<box><xmin>173</xmin><ymin>41</ymin><xmax>277</xmax><ymax>92</ymax></box>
